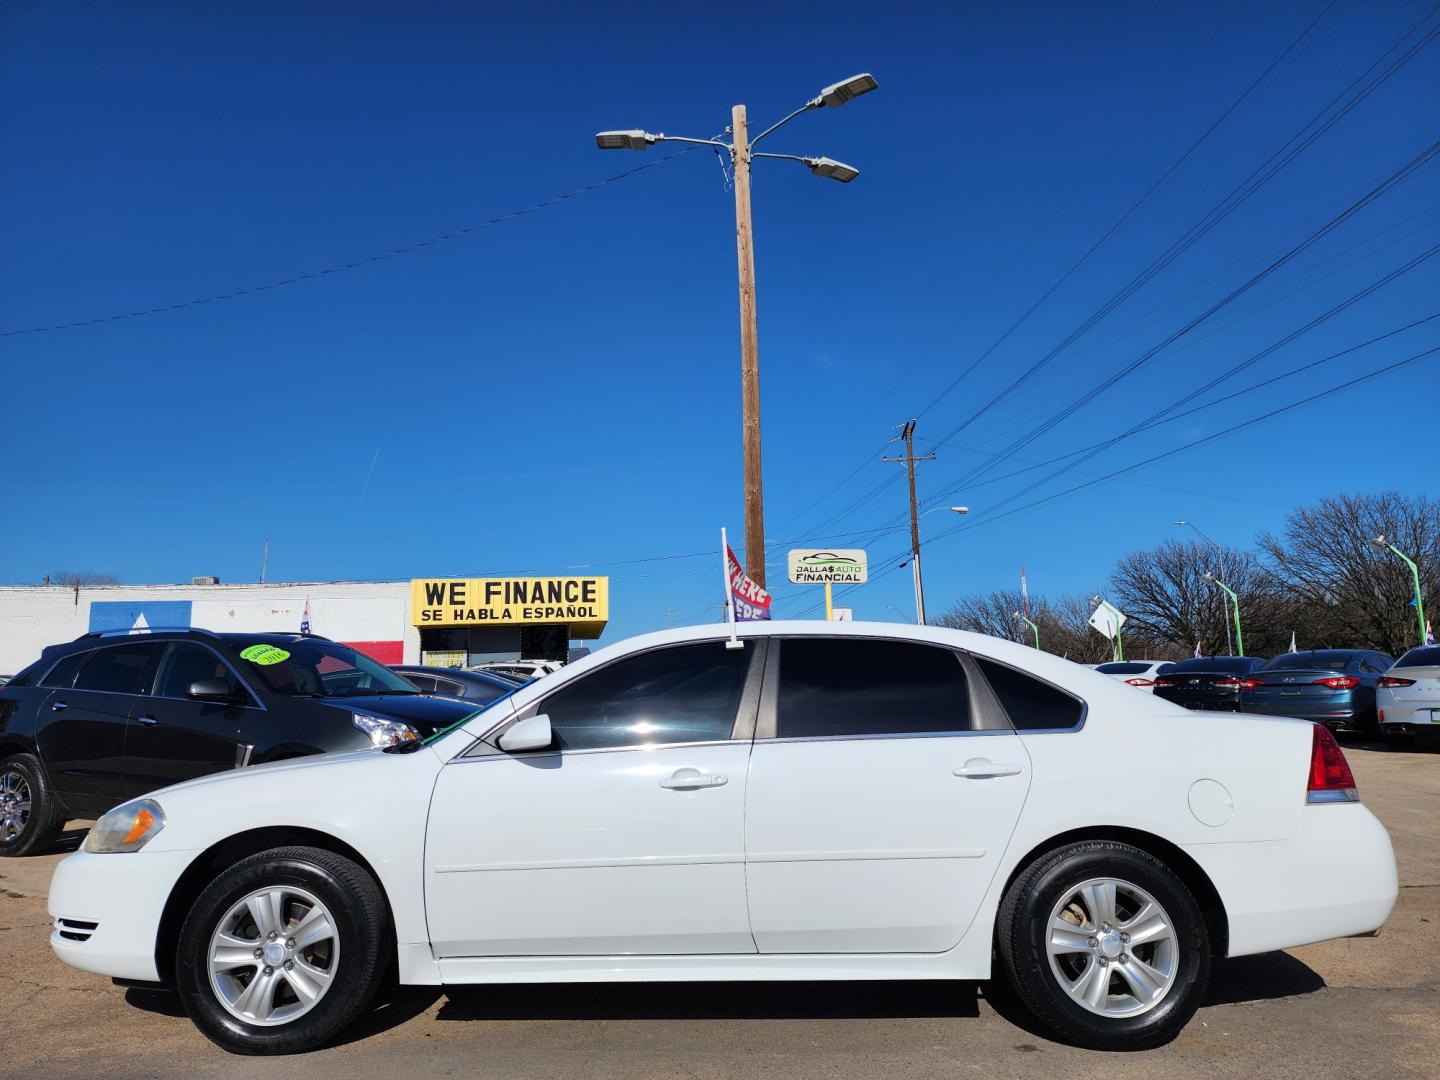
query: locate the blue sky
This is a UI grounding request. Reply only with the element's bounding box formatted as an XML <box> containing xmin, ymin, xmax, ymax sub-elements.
<box><xmin>2</xmin><ymin>1</ymin><xmax>1438</xmax><ymax>643</ymax></box>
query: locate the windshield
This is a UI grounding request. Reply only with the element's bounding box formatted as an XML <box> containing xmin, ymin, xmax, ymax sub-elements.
<box><xmin>1167</xmin><ymin>657</ymin><xmax>1255</xmax><ymax>674</ymax></box>
<box><xmin>1096</xmin><ymin>662</ymin><xmax>1152</xmax><ymax>675</ymax></box>
<box><xmin>1262</xmin><ymin>651</ymin><xmax>1356</xmax><ymax>671</ymax></box>
<box><xmin>1395</xmin><ymin>646</ymin><xmax>1440</xmax><ymax>669</ymax></box>
<box><xmin>236</xmin><ymin>641</ymin><xmax>420</xmax><ymax>698</ymax></box>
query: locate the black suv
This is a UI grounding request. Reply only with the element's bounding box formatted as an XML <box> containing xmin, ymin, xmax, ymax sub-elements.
<box><xmin>0</xmin><ymin>629</ymin><xmax>494</xmax><ymax>856</ymax></box>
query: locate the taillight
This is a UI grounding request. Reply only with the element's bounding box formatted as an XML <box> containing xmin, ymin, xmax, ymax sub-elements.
<box><xmin>1154</xmin><ymin>676</ymin><xmax>1175</xmax><ymax>687</ymax></box>
<box><xmin>1377</xmin><ymin>676</ymin><xmax>1415</xmax><ymax>688</ymax></box>
<box><xmin>1125</xmin><ymin>677</ymin><xmax>1155</xmax><ymax>687</ymax></box>
<box><xmin>1239</xmin><ymin>678</ymin><xmax>1262</xmax><ymax>690</ymax></box>
<box><xmin>1314</xmin><ymin>675</ymin><xmax>1360</xmax><ymax>690</ymax></box>
<box><xmin>1307</xmin><ymin>724</ymin><xmax>1358</xmax><ymax>803</ymax></box>
<box><xmin>1213</xmin><ymin>677</ymin><xmax>1241</xmax><ymax>688</ymax></box>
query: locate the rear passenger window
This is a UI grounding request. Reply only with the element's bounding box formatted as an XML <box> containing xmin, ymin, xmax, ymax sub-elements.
<box><xmin>41</xmin><ymin>651</ymin><xmax>91</xmax><ymax>688</ymax></box>
<box><xmin>73</xmin><ymin>644</ymin><xmax>158</xmax><ymax>695</ymax></box>
<box><xmin>975</xmin><ymin>657</ymin><xmax>1084</xmax><ymax>731</ymax></box>
<box><xmin>776</xmin><ymin>638</ymin><xmax>971</xmax><ymax>739</ymax></box>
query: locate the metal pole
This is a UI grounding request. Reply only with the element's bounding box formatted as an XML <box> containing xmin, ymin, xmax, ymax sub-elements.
<box><xmin>1385</xmin><ymin>543</ymin><xmax>1427</xmax><ymax>646</ymax></box>
<box><xmin>885</xmin><ymin>421</ymin><xmax>935</xmax><ymax>625</ymax></box>
<box><xmin>732</xmin><ymin>104</ymin><xmax>766</xmax><ymax>590</ymax></box>
<box><xmin>824</xmin><ymin>581</ymin><xmax>833</xmax><ymax>622</ymax></box>
<box><xmin>1211</xmin><ymin>579</ymin><xmax>1243</xmax><ymax>657</ymax></box>
<box><xmin>260</xmin><ymin>535</ymin><xmax>269</xmax><ymax>584</ymax></box>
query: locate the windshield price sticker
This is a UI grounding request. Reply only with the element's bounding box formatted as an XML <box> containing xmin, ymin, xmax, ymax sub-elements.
<box><xmin>787</xmin><ymin>548</ymin><xmax>869</xmax><ymax>584</ymax></box>
<box><xmin>239</xmin><ymin>644</ymin><xmax>291</xmax><ymax>666</ymax></box>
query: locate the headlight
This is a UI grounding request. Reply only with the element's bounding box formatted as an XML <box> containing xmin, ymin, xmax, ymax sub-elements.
<box><xmin>352</xmin><ymin>712</ymin><xmax>419</xmax><ymax>748</ymax></box>
<box><xmin>84</xmin><ymin>799</ymin><xmax>165</xmax><ymax>854</ymax></box>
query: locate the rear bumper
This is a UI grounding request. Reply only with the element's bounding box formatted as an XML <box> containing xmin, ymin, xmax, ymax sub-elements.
<box><xmin>1156</xmin><ymin>696</ymin><xmax>1242</xmax><ymax>712</ymax></box>
<box><xmin>1185</xmin><ymin>803</ymin><xmax>1397</xmax><ymax>958</ymax></box>
<box><xmin>1380</xmin><ymin>702</ymin><xmax>1440</xmax><ymax>730</ymax></box>
<box><xmin>48</xmin><ymin>848</ymin><xmax>196</xmax><ymax>982</ymax></box>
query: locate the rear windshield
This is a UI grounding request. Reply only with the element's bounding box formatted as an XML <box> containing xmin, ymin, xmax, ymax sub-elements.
<box><xmin>1395</xmin><ymin>646</ymin><xmax>1440</xmax><ymax>669</ymax></box>
<box><xmin>1262</xmin><ymin>651</ymin><xmax>1357</xmax><ymax>671</ymax></box>
<box><xmin>1166</xmin><ymin>657</ymin><xmax>1255</xmax><ymax>674</ymax></box>
<box><xmin>1095</xmin><ymin>662</ymin><xmax>1152</xmax><ymax>675</ymax></box>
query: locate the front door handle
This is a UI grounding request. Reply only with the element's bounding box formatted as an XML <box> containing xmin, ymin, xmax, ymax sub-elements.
<box><xmin>135</xmin><ymin>714</ymin><xmax>158</xmax><ymax>726</ymax></box>
<box><xmin>953</xmin><ymin>759</ymin><xmax>1022</xmax><ymax>779</ymax></box>
<box><xmin>50</xmin><ymin>700</ymin><xmax>68</xmax><ymax>712</ymax></box>
<box><xmin>659</xmin><ymin>768</ymin><xmax>728</xmax><ymax>790</ymax></box>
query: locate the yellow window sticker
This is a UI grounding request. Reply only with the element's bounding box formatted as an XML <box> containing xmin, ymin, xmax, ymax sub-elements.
<box><xmin>239</xmin><ymin>644</ymin><xmax>291</xmax><ymax>666</ymax></box>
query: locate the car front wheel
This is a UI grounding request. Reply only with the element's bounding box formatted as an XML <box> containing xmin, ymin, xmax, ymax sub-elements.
<box><xmin>0</xmin><ymin>753</ymin><xmax>63</xmax><ymax>858</ymax></box>
<box><xmin>996</xmin><ymin>840</ymin><xmax>1210</xmax><ymax>1050</ymax></box>
<box><xmin>175</xmin><ymin>846</ymin><xmax>388</xmax><ymax>1054</ymax></box>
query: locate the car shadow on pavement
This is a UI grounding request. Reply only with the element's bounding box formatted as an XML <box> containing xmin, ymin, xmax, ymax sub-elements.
<box><xmin>1203</xmin><ymin>951</ymin><xmax>1326</xmax><ymax>1005</ymax></box>
<box><xmin>434</xmin><ymin>980</ymin><xmax>982</xmax><ymax>1022</ymax></box>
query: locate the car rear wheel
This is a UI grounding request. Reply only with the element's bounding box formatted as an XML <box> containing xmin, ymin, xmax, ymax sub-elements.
<box><xmin>175</xmin><ymin>846</ymin><xmax>388</xmax><ymax>1054</ymax></box>
<box><xmin>996</xmin><ymin>840</ymin><xmax>1210</xmax><ymax>1050</ymax></box>
<box><xmin>0</xmin><ymin>753</ymin><xmax>64</xmax><ymax>858</ymax></box>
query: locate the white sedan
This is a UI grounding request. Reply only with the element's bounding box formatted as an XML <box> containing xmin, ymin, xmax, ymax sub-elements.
<box><xmin>1377</xmin><ymin>644</ymin><xmax>1440</xmax><ymax>743</ymax></box>
<box><xmin>1093</xmin><ymin>660</ymin><xmax>1176</xmax><ymax>692</ymax></box>
<box><xmin>47</xmin><ymin>622</ymin><xmax>1396</xmax><ymax>1055</ymax></box>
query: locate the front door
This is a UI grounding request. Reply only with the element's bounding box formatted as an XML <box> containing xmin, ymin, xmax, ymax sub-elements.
<box><xmin>120</xmin><ymin>642</ymin><xmax>258</xmax><ymax>798</ymax></box>
<box><xmin>744</xmin><ymin>636</ymin><xmax>1032</xmax><ymax>954</ymax></box>
<box><xmin>425</xmin><ymin>639</ymin><xmax>762</xmax><ymax>957</ymax></box>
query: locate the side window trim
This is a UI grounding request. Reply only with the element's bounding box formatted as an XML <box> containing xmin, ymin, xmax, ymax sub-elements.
<box><xmin>463</xmin><ymin>637</ymin><xmax>767</xmax><ymax>760</ymax></box>
<box><xmin>148</xmin><ymin>641</ymin><xmax>263</xmax><ymax>709</ymax></box>
<box><xmin>70</xmin><ymin>642</ymin><xmax>164</xmax><ymax>696</ymax></box>
<box><xmin>39</xmin><ymin>649</ymin><xmax>93</xmax><ymax>689</ymax></box>
<box><xmin>754</xmin><ymin>635</ymin><xmax>987</xmax><ymax>743</ymax></box>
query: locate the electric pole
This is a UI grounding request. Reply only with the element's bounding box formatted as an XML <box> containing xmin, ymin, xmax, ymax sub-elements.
<box><xmin>884</xmin><ymin>420</ymin><xmax>935</xmax><ymax>624</ymax></box>
<box><xmin>732</xmin><ymin>104</ymin><xmax>766</xmax><ymax>588</ymax></box>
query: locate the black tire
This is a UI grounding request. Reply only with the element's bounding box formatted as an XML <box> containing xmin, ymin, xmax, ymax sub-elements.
<box><xmin>175</xmin><ymin>846</ymin><xmax>389</xmax><ymax>1054</ymax></box>
<box><xmin>0</xmin><ymin>752</ymin><xmax>65</xmax><ymax>858</ymax></box>
<box><xmin>996</xmin><ymin>840</ymin><xmax>1211</xmax><ymax>1051</ymax></box>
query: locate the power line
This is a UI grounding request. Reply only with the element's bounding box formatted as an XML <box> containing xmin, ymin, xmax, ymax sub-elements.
<box><xmin>0</xmin><ymin>149</ymin><xmax>698</xmax><ymax>339</ymax></box>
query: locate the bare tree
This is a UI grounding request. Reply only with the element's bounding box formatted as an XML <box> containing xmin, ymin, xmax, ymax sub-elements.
<box><xmin>1260</xmin><ymin>492</ymin><xmax>1439</xmax><ymax>657</ymax></box>
<box><xmin>1108</xmin><ymin>540</ymin><xmax>1292</xmax><ymax>658</ymax></box>
<box><xmin>933</xmin><ymin>590</ymin><xmax>1113</xmax><ymax>663</ymax></box>
<box><xmin>50</xmin><ymin>571</ymin><xmax>119</xmax><ymax>588</ymax></box>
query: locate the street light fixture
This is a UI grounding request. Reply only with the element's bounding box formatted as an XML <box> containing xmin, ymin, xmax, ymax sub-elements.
<box><xmin>1202</xmin><ymin>571</ymin><xmax>1244</xmax><ymax>657</ymax></box>
<box><xmin>1174</xmin><ymin>519</ymin><xmax>1233</xmax><ymax>656</ymax></box>
<box><xmin>1371</xmin><ymin>534</ymin><xmax>1428</xmax><ymax>646</ymax></box>
<box><xmin>595</xmin><ymin>73</ymin><xmax>877</xmax><ymax>589</ymax></box>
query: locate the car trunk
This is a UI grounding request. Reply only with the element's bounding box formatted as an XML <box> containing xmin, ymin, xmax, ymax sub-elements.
<box><xmin>1244</xmin><ymin>668</ymin><xmax>1351</xmax><ymax>704</ymax></box>
<box><xmin>1384</xmin><ymin>665</ymin><xmax>1440</xmax><ymax>701</ymax></box>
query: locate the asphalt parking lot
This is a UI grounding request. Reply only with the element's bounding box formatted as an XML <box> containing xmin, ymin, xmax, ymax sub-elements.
<box><xmin>1</xmin><ymin>741</ymin><xmax>1436</xmax><ymax>1080</ymax></box>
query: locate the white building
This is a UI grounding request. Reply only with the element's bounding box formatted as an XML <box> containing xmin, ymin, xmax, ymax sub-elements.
<box><xmin>0</xmin><ymin>575</ymin><xmax>609</xmax><ymax>675</ymax></box>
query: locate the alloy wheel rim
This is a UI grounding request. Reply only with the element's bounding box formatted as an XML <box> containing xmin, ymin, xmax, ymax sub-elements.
<box><xmin>1045</xmin><ymin>876</ymin><xmax>1180</xmax><ymax>1018</ymax></box>
<box><xmin>0</xmin><ymin>768</ymin><xmax>31</xmax><ymax>842</ymax></box>
<box><xmin>207</xmin><ymin>885</ymin><xmax>339</xmax><ymax>1027</ymax></box>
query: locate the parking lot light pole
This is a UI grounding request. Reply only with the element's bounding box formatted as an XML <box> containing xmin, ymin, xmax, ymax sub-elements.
<box><xmin>1175</xmin><ymin>520</ymin><xmax>1232</xmax><ymax>656</ymax></box>
<box><xmin>1014</xmin><ymin>611</ymin><xmax>1040</xmax><ymax>649</ymax></box>
<box><xmin>1371</xmin><ymin>535</ymin><xmax>1427</xmax><ymax>646</ymax></box>
<box><xmin>1203</xmin><ymin>572</ymin><xmax>1244</xmax><ymax>657</ymax></box>
<box><xmin>595</xmin><ymin>73</ymin><xmax>877</xmax><ymax>589</ymax></box>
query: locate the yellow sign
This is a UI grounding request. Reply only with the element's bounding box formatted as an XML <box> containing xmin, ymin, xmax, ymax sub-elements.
<box><xmin>410</xmin><ymin>577</ymin><xmax>609</xmax><ymax>638</ymax></box>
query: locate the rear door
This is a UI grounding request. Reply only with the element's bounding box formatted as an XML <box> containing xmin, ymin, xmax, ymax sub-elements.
<box><xmin>120</xmin><ymin>641</ymin><xmax>261</xmax><ymax>798</ymax></box>
<box><xmin>37</xmin><ymin>642</ymin><xmax>162</xmax><ymax>812</ymax></box>
<box><xmin>743</xmin><ymin>636</ymin><xmax>1031</xmax><ymax>954</ymax></box>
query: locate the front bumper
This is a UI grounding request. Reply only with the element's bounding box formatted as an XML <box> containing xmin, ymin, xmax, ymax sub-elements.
<box><xmin>1186</xmin><ymin>802</ymin><xmax>1397</xmax><ymax>958</ymax></box>
<box><xmin>48</xmin><ymin>848</ymin><xmax>197</xmax><ymax>982</ymax></box>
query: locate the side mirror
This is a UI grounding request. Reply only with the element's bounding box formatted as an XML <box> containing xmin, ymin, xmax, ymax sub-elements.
<box><xmin>188</xmin><ymin>678</ymin><xmax>241</xmax><ymax>703</ymax></box>
<box><xmin>497</xmin><ymin>713</ymin><xmax>553</xmax><ymax>753</ymax></box>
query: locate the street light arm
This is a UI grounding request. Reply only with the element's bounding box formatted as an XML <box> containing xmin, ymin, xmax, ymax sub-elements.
<box><xmin>655</xmin><ymin>134</ymin><xmax>733</xmax><ymax>150</ymax></box>
<box><xmin>747</xmin><ymin>101</ymin><xmax>819</xmax><ymax>151</ymax></box>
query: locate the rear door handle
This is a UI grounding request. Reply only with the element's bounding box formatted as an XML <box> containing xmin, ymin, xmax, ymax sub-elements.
<box><xmin>660</xmin><ymin>768</ymin><xmax>728</xmax><ymax>790</ymax></box>
<box><xmin>953</xmin><ymin>760</ymin><xmax>1023</xmax><ymax>779</ymax></box>
<box><xmin>135</xmin><ymin>714</ymin><xmax>158</xmax><ymax>726</ymax></box>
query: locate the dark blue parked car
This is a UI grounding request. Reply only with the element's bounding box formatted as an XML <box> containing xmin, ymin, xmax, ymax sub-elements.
<box><xmin>1238</xmin><ymin>649</ymin><xmax>1395</xmax><ymax>733</ymax></box>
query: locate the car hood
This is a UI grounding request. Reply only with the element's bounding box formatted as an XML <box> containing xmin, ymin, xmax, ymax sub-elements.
<box><xmin>308</xmin><ymin>691</ymin><xmax>490</xmax><ymax>736</ymax></box>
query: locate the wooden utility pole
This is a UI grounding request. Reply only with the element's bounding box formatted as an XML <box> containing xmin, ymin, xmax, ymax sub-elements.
<box><xmin>732</xmin><ymin>104</ymin><xmax>767</xmax><ymax>588</ymax></box>
<box><xmin>884</xmin><ymin>420</ymin><xmax>935</xmax><ymax>624</ymax></box>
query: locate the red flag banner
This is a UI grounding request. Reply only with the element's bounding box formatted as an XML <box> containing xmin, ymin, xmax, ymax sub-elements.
<box><xmin>726</xmin><ymin>544</ymin><xmax>772</xmax><ymax>621</ymax></box>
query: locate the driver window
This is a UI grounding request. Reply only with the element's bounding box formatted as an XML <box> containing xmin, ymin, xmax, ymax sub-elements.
<box><xmin>156</xmin><ymin>643</ymin><xmax>242</xmax><ymax>700</ymax></box>
<box><xmin>538</xmin><ymin>643</ymin><xmax>752</xmax><ymax>751</ymax></box>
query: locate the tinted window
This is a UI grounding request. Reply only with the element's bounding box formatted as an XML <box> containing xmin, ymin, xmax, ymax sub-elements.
<box><xmin>1096</xmin><ymin>662</ymin><xmax>1151</xmax><ymax>675</ymax></box>
<box><xmin>1262</xmin><ymin>651</ymin><xmax>1359</xmax><ymax>671</ymax></box>
<box><xmin>976</xmin><ymin>657</ymin><xmax>1084</xmax><ymax>731</ymax></box>
<box><xmin>1396</xmin><ymin>646</ymin><xmax>1440</xmax><ymax>669</ymax></box>
<box><xmin>155</xmin><ymin>643</ymin><xmax>242</xmax><ymax>699</ymax></box>
<box><xmin>540</xmin><ymin>642</ymin><xmax>751</xmax><ymax>751</ymax></box>
<box><xmin>404</xmin><ymin>674</ymin><xmax>439</xmax><ymax>692</ymax></box>
<box><xmin>41</xmin><ymin>651</ymin><xmax>91</xmax><ymax>688</ymax></box>
<box><xmin>434</xmin><ymin>678</ymin><xmax>473</xmax><ymax>697</ymax></box>
<box><xmin>1167</xmin><ymin>657</ymin><xmax>1256</xmax><ymax>674</ymax></box>
<box><xmin>73</xmin><ymin>644</ymin><xmax>158</xmax><ymax>694</ymax></box>
<box><xmin>776</xmin><ymin>638</ymin><xmax>970</xmax><ymax>739</ymax></box>
<box><xmin>237</xmin><ymin>640</ymin><xmax>415</xmax><ymax>698</ymax></box>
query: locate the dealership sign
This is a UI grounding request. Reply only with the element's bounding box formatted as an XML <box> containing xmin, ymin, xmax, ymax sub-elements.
<box><xmin>787</xmin><ymin>549</ymin><xmax>868</xmax><ymax>584</ymax></box>
<box><xmin>411</xmin><ymin>577</ymin><xmax>608</xmax><ymax>635</ymax></box>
